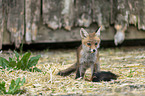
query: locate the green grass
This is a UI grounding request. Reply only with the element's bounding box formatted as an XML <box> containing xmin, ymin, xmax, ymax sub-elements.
<box><xmin>0</xmin><ymin>47</ymin><xmax>145</xmax><ymax>95</ymax></box>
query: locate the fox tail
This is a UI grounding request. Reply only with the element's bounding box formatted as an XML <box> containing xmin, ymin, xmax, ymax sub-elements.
<box><xmin>57</xmin><ymin>63</ymin><xmax>76</xmax><ymax>76</ymax></box>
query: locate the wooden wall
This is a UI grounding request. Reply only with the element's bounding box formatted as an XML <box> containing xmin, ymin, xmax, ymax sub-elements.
<box><xmin>0</xmin><ymin>0</ymin><xmax>145</xmax><ymax>49</ymax></box>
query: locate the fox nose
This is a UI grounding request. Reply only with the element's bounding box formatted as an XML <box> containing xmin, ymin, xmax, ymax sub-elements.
<box><xmin>93</xmin><ymin>49</ymin><xmax>96</xmax><ymax>52</ymax></box>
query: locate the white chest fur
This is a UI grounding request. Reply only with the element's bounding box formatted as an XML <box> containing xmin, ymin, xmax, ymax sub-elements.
<box><xmin>80</xmin><ymin>50</ymin><xmax>97</xmax><ymax>66</ymax></box>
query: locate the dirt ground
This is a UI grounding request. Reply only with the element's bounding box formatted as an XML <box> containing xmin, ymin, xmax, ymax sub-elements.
<box><xmin>1</xmin><ymin>46</ymin><xmax>145</xmax><ymax>95</ymax></box>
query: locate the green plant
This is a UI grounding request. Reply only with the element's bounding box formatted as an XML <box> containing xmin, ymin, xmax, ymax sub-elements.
<box><xmin>0</xmin><ymin>51</ymin><xmax>41</xmax><ymax>72</ymax></box>
<box><xmin>0</xmin><ymin>77</ymin><xmax>25</xmax><ymax>95</ymax></box>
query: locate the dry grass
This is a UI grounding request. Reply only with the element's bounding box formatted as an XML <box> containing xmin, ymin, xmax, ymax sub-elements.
<box><xmin>1</xmin><ymin>47</ymin><xmax>145</xmax><ymax>95</ymax></box>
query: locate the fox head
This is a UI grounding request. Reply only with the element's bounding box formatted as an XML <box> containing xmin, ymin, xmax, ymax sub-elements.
<box><xmin>80</xmin><ymin>27</ymin><xmax>101</xmax><ymax>53</ymax></box>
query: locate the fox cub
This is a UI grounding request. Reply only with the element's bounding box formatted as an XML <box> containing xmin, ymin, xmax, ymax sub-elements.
<box><xmin>58</xmin><ymin>28</ymin><xmax>118</xmax><ymax>81</ymax></box>
<box><xmin>58</xmin><ymin>27</ymin><xmax>101</xmax><ymax>79</ymax></box>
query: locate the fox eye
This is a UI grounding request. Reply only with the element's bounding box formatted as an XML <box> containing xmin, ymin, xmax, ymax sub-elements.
<box><xmin>95</xmin><ymin>42</ymin><xmax>98</xmax><ymax>45</ymax></box>
<box><xmin>87</xmin><ymin>43</ymin><xmax>91</xmax><ymax>46</ymax></box>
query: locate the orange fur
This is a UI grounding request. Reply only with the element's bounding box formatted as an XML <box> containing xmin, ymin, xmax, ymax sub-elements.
<box><xmin>58</xmin><ymin>27</ymin><xmax>101</xmax><ymax>79</ymax></box>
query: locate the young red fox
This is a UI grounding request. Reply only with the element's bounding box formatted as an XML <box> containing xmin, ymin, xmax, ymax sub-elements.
<box><xmin>58</xmin><ymin>27</ymin><xmax>101</xmax><ymax>79</ymax></box>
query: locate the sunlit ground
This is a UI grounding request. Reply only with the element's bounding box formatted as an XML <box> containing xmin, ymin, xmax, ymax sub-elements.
<box><xmin>1</xmin><ymin>46</ymin><xmax>145</xmax><ymax>95</ymax></box>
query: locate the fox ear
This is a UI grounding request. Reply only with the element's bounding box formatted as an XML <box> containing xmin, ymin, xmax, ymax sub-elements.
<box><xmin>95</xmin><ymin>27</ymin><xmax>101</xmax><ymax>37</ymax></box>
<box><xmin>80</xmin><ymin>28</ymin><xmax>89</xmax><ymax>38</ymax></box>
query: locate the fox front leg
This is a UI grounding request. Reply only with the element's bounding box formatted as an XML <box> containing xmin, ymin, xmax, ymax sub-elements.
<box><xmin>90</xmin><ymin>63</ymin><xmax>100</xmax><ymax>80</ymax></box>
<box><xmin>75</xmin><ymin>64</ymin><xmax>87</xmax><ymax>79</ymax></box>
<box><xmin>95</xmin><ymin>62</ymin><xmax>100</xmax><ymax>72</ymax></box>
<box><xmin>75</xmin><ymin>67</ymin><xmax>80</xmax><ymax>79</ymax></box>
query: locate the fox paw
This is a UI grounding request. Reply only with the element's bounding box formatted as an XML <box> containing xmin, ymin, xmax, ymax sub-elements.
<box><xmin>76</xmin><ymin>77</ymin><xmax>83</xmax><ymax>80</ymax></box>
<box><xmin>57</xmin><ymin>71</ymin><xmax>65</xmax><ymax>76</ymax></box>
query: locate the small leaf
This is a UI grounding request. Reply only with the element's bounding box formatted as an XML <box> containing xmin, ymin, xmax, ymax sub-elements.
<box><xmin>28</xmin><ymin>55</ymin><xmax>41</xmax><ymax>68</ymax></box>
<box><xmin>14</xmin><ymin>78</ymin><xmax>21</xmax><ymax>91</ymax></box>
<box><xmin>29</xmin><ymin>67</ymin><xmax>42</xmax><ymax>72</ymax></box>
<box><xmin>9</xmin><ymin>61</ymin><xmax>17</xmax><ymax>68</ymax></box>
<box><xmin>8</xmin><ymin>78</ymin><xmax>21</xmax><ymax>94</ymax></box>
<box><xmin>16</xmin><ymin>61</ymin><xmax>22</xmax><ymax>70</ymax></box>
<box><xmin>21</xmin><ymin>77</ymin><xmax>26</xmax><ymax>86</ymax></box>
<box><xmin>14</xmin><ymin>51</ymin><xmax>20</xmax><ymax>62</ymax></box>
<box><xmin>8</xmin><ymin>78</ymin><xmax>20</xmax><ymax>94</ymax></box>
<box><xmin>0</xmin><ymin>57</ymin><xmax>9</xmax><ymax>69</ymax></box>
<box><xmin>0</xmin><ymin>91</ymin><xmax>2</xmax><ymax>95</ymax></box>
<box><xmin>0</xmin><ymin>81</ymin><xmax>6</xmax><ymax>94</ymax></box>
<box><xmin>17</xmin><ymin>52</ymin><xmax>31</xmax><ymax>70</ymax></box>
<box><xmin>7</xmin><ymin>78</ymin><xmax>25</xmax><ymax>94</ymax></box>
<box><xmin>13</xmin><ymin>78</ymin><xmax>25</xmax><ymax>94</ymax></box>
<box><xmin>9</xmin><ymin>57</ymin><xmax>12</xmax><ymax>62</ymax></box>
<box><xmin>9</xmin><ymin>79</ymin><xmax>15</xmax><ymax>90</ymax></box>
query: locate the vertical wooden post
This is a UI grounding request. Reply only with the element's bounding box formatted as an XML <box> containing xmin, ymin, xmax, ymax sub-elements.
<box><xmin>7</xmin><ymin>0</ymin><xmax>24</xmax><ymax>48</ymax></box>
<box><xmin>75</xmin><ymin>0</ymin><xmax>92</xmax><ymax>27</ymax></box>
<box><xmin>43</xmin><ymin>0</ymin><xmax>63</xmax><ymax>30</ymax></box>
<box><xmin>25</xmin><ymin>0</ymin><xmax>41</xmax><ymax>43</ymax></box>
<box><xmin>92</xmin><ymin>0</ymin><xmax>111</xmax><ymax>30</ymax></box>
<box><xmin>61</xmin><ymin>0</ymin><xmax>74</xmax><ymax>31</ymax></box>
<box><xmin>0</xmin><ymin>0</ymin><xmax>3</xmax><ymax>49</ymax></box>
<box><xmin>137</xmin><ymin>0</ymin><xmax>145</xmax><ymax>30</ymax></box>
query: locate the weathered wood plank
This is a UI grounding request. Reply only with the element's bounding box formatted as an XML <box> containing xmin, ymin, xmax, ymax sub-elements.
<box><xmin>25</xmin><ymin>0</ymin><xmax>41</xmax><ymax>43</ymax></box>
<box><xmin>92</xmin><ymin>0</ymin><xmax>111</xmax><ymax>30</ymax></box>
<box><xmin>25</xmin><ymin>0</ymin><xmax>31</xmax><ymax>43</ymax></box>
<box><xmin>126</xmin><ymin>26</ymin><xmax>145</xmax><ymax>39</ymax></box>
<box><xmin>61</xmin><ymin>0</ymin><xmax>74</xmax><ymax>31</ymax></box>
<box><xmin>128</xmin><ymin>0</ymin><xmax>138</xmax><ymax>26</ymax></box>
<box><xmin>31</xmin><ymin>0</ymin><xmax>41</xmax><ymax>41</ymax></box>
<box><xmin>0</xmin><ymin>0</ymin><xmax>3</xmax><ymax>49</ymax></box>
<box><xmin>7</xmin><ymin>0</ymin><xmax>24</xmax><ymax>48</ymax></box>
<box><xmin>2</xmin><ymin>0</ymin><xmax>10</xmax><ymax>45</ymax></box>
<box><xmin>75</xmin><ymin>0</ymin><xmax>92</xmax><ymax>27</ymax></box>
<box><xmin>0</xmin><ymin>0</ymin><xmax>145</xmax><ymax>47</ymax></box>
<box><xmin>113</xmin><ymin>0</ymin><xmax>145</xmax><ymax>45</ymax></box>
<box><xmin>43</xmin><ymin>0</ymin><xmax>63</xmax><ymax>30</ymax></box>
<box><xmin>37</xmin><ymin>25</ymin><xmax>108</xmax><ymax>43</ymax></box>
<box><xmin>114</xmin><ymin>0</ymin><xmax>129</xmax><ymax>45</ymax></box>
<box><xmin>137</xmin><ymin>0</ymin><xmax>145</xmax><ymax>30</ymax></box>
<box><xmin>115</xmin><ymin>0</ymin><xmax>129</xmax><ymax>26</ymax></box>
<box><xmin>114</xmin><ymin>0</ymin><xmax>145</xmax><ymax>30</ymax></box>
<box><xmin>35</xmin><ymin>0</ymin><xmax>145</xmax><ymax>44</ymax></box>
<box><xmin>36</xmin><ymin>24</ymin><xmax>145</xmax><ymax>43</ymax></box>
